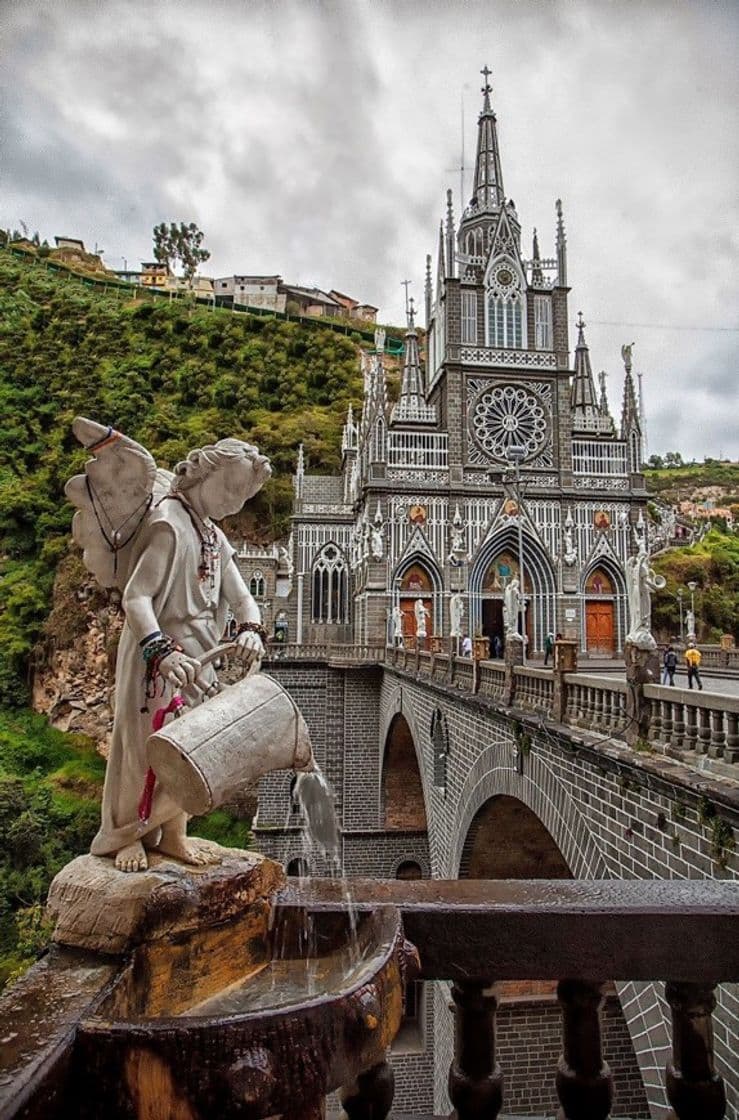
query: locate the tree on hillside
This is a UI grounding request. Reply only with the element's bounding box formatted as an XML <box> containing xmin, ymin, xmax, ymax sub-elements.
<box><xmin>152</xmin><ymin>221</ymin><xmax>210</xmax><ymax>284</ymax></box>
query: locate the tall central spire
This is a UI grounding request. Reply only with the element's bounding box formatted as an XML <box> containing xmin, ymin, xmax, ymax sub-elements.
<box><xmin>470</xmin><ymin>65</ymin><xmax>504</xmax><ymax>212</ymax></box>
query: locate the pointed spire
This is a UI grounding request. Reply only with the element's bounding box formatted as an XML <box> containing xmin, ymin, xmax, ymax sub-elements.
<box><xmin>425</xmin><ymin>253</ymin><xmax>432</xmax><ymax>326</ymax></box>
<box><xmin>571</xmin><ymin>312</ymin><xmax>599</xmax><ymax>419</ymax></box>
<box><xmin>436</xmin><ymin>221</ymin><xmax>446</xmax><ymax>296</ymax></box>
<box><xmin>341</xmin><ymin>403</ymin><xmax>357</xmax><ymax>453</ymax></box>
<box><xmin>620</xmin><ymin>343</ymin><xmax>640</xmax><ymax>438</ymax></box>
<box><xmin>556</xmin><ymin>198</ymin><xmax>568</xmax><ymax>286</ymax></box>
<box><xmin>469</xmin><ymin>65</ymin><xmax>504</xmax><ymax>212</ymax></box>
<box><xmin>391</xmin><ymin>296</ymin><xmax>436</xmax><ymax>426</ymax></box>
<box><xmin>598</xmin><ymin>370</ymin><xmax>611</xmax><ymax>418</ymax></box>
<box><xmin>294</xmin><ymin>442</ymin><xmax>304</xmax><ymax>499</ymax></box>
<box><xmin>445</xmin><ymin>190</ymin><xmax>456</xmax><ymax>278</ymax></box>
<box><xmin>532</xmin><ymin>227</ymin><xmax>543</xmax><ymax>285</ymax></box>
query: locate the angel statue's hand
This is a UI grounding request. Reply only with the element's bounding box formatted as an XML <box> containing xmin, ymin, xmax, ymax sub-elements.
<box><xmin>235</xmin><ymin>629</ymin><xmax>265</xmax><ymax>667</ymax></box>
<box><xmin>159</xmin><ymin>650</ymin><xmax>205</xmax><ymax>690</ymax></box>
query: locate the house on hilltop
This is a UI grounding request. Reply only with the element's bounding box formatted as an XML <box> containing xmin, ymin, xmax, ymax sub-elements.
<box><xmin>329</xmin><ymin>289</ymin><xmax>379</xmax><ymax>323</ymax></box>
<box><xmin>280</xmin><ymin>285</ymin><xmax>342</xmax><ymax>317</ymax></box>
<box><xmin>214</xmin><ymin>275</ymin><xmax>286</xmax><ymax>312</ymax></box>
<box><xmin>140</xmin><ymin>261</ymin><xmax>172</xmax><ymax>287</ymax></box>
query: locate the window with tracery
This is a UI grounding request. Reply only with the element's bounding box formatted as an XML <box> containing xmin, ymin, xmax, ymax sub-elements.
<box><xmin>311</xmin><ymin>544</ymin><xmax>349</xmax><ymax>624</ymax></box>
<box><xmin>249</xmin><ymin>570</ymin><xmax>265</xmax><ymax>598</ymax></box>
<box><xmin>534</xmin><ymin>296</ymin><xmax>552</xmax><ymax>350</ymax></box>
<box><xmin>461</xmin><ymin>291</ymin><xmax>477</xmax><ymax>344</ymax></box>
<box><xmin>486</xmin><ymin>262</ymin><xmax>525</xmax><ymax>349</ymax></box>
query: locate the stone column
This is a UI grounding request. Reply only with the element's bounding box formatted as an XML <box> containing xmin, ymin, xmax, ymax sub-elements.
<box><xmin>296</xmin><ymin>573</ymin><xmax>304</xmax><ymax>645</ymax></box>
<box><xmin>503</xmin><ymin>635</ymin><xmax>524</xmax><ymax>706</ymax></box>
<box><xmin>624</xmin><ymin>640</ymin><xmax>659</xmax><ymax>747</ymax></box>
<box><xmin>552</xmin><ymin>639</ymin><xmax>577</xmax><ymax>723</ymax></box>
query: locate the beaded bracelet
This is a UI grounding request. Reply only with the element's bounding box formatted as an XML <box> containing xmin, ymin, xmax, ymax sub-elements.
<box><xmin>236</xmin><ymin>620</ymin><xmax>268</xmax><ymax>642</ymax></box>
<box><xmin>141</xmin><ymin>633</ymin><xmax>183</xmax><ymax>699</ymax></box>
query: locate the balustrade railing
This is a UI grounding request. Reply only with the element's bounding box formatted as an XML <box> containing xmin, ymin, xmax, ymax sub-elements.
<box><xmin>268</xmin><ymin>644</ymin><xmax>736</xmax><ymax>767</ymax></box>
<box><xmin>645</xmin><ymin>684</ymin><xmax>739</xmax><ymax>764</ymax></box>
<box><xmin>282</xmin><ymin>877</ymin><xmax>738</xmax><ymax>1120</ymax></box>
<box><xmin>512</xmin><ymin>666</ymin><xmax>554</xmax><ymax>715</ymax></box>
<box><xmin>564</xmin><ymin>673</ymin><xmax>629</xmax><ymax>733</ymax></box>
<box><xmin>478</xmin><ymin>660</ymin><xmax>506</xmax><ymax>700</ymax></box>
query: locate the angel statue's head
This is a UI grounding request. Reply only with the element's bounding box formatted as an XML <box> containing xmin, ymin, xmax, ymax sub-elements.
<box><xmin>172</xmin><ymin>438</ymin><xmax>271</xmax><ymax>520</ymax></box>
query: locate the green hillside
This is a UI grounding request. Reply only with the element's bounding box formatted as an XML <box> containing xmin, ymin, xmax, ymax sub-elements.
<box><xmin>0</xmin><ymin>248</ymin><xmax>366</xmax><ymax>703</ymax></box>
<box><xmin>644</xmin><ymin>461</ymin><xmax>739</xmax><ymax>505</ymax></box>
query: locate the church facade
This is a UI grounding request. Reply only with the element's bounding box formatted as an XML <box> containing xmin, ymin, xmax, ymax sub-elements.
<box><xmin>286</xmin><ymin>74</ymin><xmax>648</xmax><ymax>660</ymax></box>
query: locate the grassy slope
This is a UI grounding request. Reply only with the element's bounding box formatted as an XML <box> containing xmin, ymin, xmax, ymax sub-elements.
<box><xmin>0</xmin><ymin>249</ymin><xmax>366</xmax><ymax>984</ymax></box>
<box><xmin>0</xmin><ymin>248</ymin><xmax>365</xmax><ymax>702</ymax></box>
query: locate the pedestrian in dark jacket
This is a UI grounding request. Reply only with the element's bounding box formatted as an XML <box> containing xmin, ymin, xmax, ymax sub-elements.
<box><xmin>663</xmin><ymin>646</ymin><xmax>678</xmax><ymax>686</ymax></box>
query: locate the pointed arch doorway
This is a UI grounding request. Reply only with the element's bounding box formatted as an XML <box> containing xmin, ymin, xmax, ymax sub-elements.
<box><xmin>583</xmin><ymin>565</ymin><xmax>621</xmax><ymax>655</ymax></box>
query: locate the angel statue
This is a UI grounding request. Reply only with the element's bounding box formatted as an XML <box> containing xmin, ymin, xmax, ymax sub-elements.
<box><xmin>65</xmin><ymin>418</ymin><xmax>272</xmax><ymax>872</ymax></box>
<box><xmin>625</xmin><ymin>540</ymin><xmax>666</xmax><ymax>651</ymax></box>
<box><xmin>503</xmin><ymin>577</ymin><xmax>522</xmax><ymax>638</ymax></box>
<box><xmin>449</xmin><ymin>593</ymin><xmax>465</xmax><ymax>639</ymax></box>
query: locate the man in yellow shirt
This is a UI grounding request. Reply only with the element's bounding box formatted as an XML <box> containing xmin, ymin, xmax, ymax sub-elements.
<box><xmin>685</xmin><ymin>643</ymin><xmax>703</xmax><ymax>691</ymax></box>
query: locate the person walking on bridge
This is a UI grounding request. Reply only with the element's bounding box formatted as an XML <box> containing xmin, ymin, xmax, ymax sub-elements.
<box><xmin>685</xmin><ymin>643</ymin><xmax>703</xmax><ymax>691</ymax></box>
<box><xmin>663</xmin><ymin>645</ymin><xmax>678</xmax><ymax>687</ymax></box>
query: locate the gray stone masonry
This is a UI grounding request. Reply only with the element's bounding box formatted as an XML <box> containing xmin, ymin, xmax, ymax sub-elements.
<box><xmin>254</xmin><ymin>658</ymin><xmax>738</xmax><ymax>1119</ymax></box>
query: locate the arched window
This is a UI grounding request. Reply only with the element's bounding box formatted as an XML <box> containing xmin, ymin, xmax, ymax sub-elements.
<box><xmin>311</xmin><ymin>544</ymin><xmax>349</xmax><ymax>624</ymax></box>
<box><xmin>249</xmin><ymin>569</ymin><xmax>265</xmax><ymax>598</ymax></box>
<box><xmin>371</xmin><ymin>416</ymin><xmax>386</xmax><ymax>463</ymax></box>
<box><xmin>486</xmin><ymin>261</ymin><xmax>525</xmax><ymax>349</ymax></box>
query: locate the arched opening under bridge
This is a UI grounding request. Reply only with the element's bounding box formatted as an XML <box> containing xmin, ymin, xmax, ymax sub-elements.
<box><xmin>381</xmin><ymin>713</ymin><xmax>427</xmax><ymax>832</ymax></box>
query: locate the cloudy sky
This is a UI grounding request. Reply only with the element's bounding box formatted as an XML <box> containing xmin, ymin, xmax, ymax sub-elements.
<box><xmin>2</xmin><ymin>0</ymin><xmax>737</xmax><ymax>459</ymax></box>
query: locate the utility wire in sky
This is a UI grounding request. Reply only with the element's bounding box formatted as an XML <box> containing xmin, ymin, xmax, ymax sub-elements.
<box><xmin>588</xmin><ymin>320</ymin><xmax>739</xmax><ymax>333</ymax></box>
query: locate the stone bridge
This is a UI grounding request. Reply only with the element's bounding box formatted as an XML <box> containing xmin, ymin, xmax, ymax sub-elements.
<box><xmin>255</xmin><ymin>648</ymin><xmax>739</xmax><ymax>1119</ymax></box>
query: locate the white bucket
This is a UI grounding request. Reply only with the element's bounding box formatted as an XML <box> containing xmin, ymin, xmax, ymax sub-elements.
<box><xmin>147</xmin><ymin>665</ymin><xmax>313</xmax><ymax>817</ymax></box>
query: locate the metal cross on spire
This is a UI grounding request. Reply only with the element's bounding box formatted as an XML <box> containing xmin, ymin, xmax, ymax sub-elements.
<box><xmin>407</xmin><ymin>296</ymin><xmax>416</xmax><ymax>329</ymax></box>
<box><xmin>480</xmin><ymin>64</ymin><xmax>493</xmax><ymax>106</ymax></box>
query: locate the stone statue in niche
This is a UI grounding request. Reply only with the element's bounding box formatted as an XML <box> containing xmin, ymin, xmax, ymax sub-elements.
<box><xmin>390</xmin><ymin>605</ymin><xmax>404</xmax><ymax>645</ymax></box>
<box><xmin>563</xmin><ymin>508</ymin><xmax>577</xmax><ymax>566</ymax></box>
<box><xmin>449</xmin><ymin>593</ymin><xmax>465</xmax><ymax>638</ymax></box>
<box><xmin>503</xmin><ymin>577</ymin><xmax>522</xmax><ymax>638</ymax></box>
<box><xmin>370</xmin><ymin>524</ymin><xmax>384</xmax><ymax>561</ymax></box>
<box><xmin>414</xmin><ymin>597</ymin><xmax>430</xmax><ymax>640</ymax></box>
<box><xmin>66</xmin><ymin>418</ymin><xmax>284</xmax><ymax>873</ymax></box>
<box><xmin>624</xmin><ymin>540</ymin><xmax>666</xmax><ymax>650</ymax></box>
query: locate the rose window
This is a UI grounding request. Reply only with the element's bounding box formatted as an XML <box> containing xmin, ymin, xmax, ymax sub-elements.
<box><xmin>470</xmin><ymin>384</ymin><xmax>548</xmax><ymax>461</ymax></box>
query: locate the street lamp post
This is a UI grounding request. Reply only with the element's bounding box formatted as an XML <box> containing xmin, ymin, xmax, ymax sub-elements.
<box><xmin>677</xmin><ymin>588</ymin><xmax>684</xmax><ymax>642</ymax></box>
<box><xmin>505</xmin><ymin>444</ymin><xmax>527</xmax><ymax>663</ymax></box>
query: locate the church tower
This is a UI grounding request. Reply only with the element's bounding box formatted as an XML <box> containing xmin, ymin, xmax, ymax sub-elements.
<box><xmin>289</xmin><ymin>66</ymin><xmax>648</xmax><ymax>659</ymax></box>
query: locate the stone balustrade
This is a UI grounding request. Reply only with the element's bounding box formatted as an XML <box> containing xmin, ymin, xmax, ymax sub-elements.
<box><xmin>645</xmin><ymin>684</ymin><xmax>739</xmax><ymax>765</ymax></box>
<box><xmin>266</xmin><ymin>644</ymin><xmax>739</xmax><ymax>769</ymax></box>
<box><xmin>280</xmin><ymin>877</ymin><xmax>739</xmax><ymax>1120</ymax></box>
<box><xmin>564</xmin><ymin>673</ymin><xmax>629</xmax><ymax>734</ymax></box>
<box><xmin>512</xmin><ymin>665</ymin><xmax>554</xmax><ymax>715</ymax></box>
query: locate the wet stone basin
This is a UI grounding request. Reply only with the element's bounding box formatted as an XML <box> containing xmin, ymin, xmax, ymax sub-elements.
<box><xmin>70</xmin><ymin>905</ymin><xmax>411</xmax><ymax>1119</ymax></box>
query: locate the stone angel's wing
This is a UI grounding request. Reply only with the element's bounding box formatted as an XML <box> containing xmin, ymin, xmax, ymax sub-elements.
<box><xmin>64</xmin><ymin>417</ymin><xmax>172</xmax><ymax>590</ymax></box>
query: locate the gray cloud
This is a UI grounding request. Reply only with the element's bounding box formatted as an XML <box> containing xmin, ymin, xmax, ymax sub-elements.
<box><xmin>1</xmin><ymin>0</ymin><xmax>737</xmax><ymax>459</ymax></box>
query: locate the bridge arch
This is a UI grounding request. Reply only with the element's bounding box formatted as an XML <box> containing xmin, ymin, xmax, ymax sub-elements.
<box><xmin>449</xmin><ymin>731</ymin><xmax>608</xmax><ymax>881</ymax></box>
<box><xmin>469</xmin><ymin>526</ymin><xmax>556</xmax><ymax>653</ymax></box>
<box><xmin>381</xmin><ymin>711</ymin><xmax>428</xmax><ymax>831</ymax></box>
<box><xmin>459</xmin><ymin>794</ymin><xmax>572</xmax><ymax>880</ymax></box>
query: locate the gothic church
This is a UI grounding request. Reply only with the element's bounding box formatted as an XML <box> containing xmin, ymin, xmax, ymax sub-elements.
<box><xmin>287</xmin><ymin>71</ymin><xmax>647</xmax><ymax>659</ymax></box>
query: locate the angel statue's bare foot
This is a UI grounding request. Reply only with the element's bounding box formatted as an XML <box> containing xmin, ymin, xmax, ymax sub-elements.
<box><xmin>157</xmin><ymin>824</ymin><xmax>221</xmax><ymax>866</ymax></box>
<box><xmin>114</xmin><ymin>841</ymin><xmax>148</xmax><ymax>873</ymax></box>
